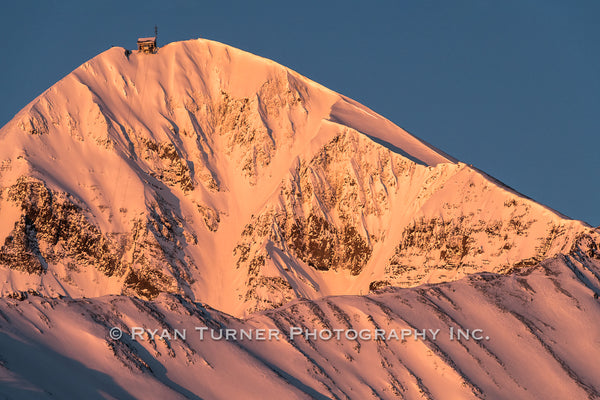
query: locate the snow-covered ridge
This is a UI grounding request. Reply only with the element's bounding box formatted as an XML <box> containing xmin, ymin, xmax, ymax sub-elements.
<box><xmin>1</xmin><ymin>254</ymin><xmax>599</xmax><ymax>399</ymax></box>
<box><xmin>0</xmin><ymin>38</ymin><xmax>596</xmax><ymax>317</ymax></box>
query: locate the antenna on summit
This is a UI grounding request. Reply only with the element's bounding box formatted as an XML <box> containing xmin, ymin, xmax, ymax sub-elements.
<box><xmin>154</xmin><ymin>25</ymin><xmax>158</xmax><ymax>45</ymax></box>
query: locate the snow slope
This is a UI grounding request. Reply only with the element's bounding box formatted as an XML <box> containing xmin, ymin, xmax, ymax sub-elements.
<box><xmin>1</xmin><ymin>252</ymin><xmax>599</xmax><ymax>399</ymax></box>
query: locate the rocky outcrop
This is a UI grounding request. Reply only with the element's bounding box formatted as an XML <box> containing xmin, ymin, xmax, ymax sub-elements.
<box><xmin>138</xmin><ymin>138</ymin><xmax>194</xmax><ymax>192</ymax></box>
<box><xmin>0</xmin><ymin>177</ymin><xmax>197</xmax><ymax>301</ymax></box>
<box><xmin>0</xmin><ymin>177</ymin><xmax>122</xmax><ymax>276</ymax></box>
<box><xmin>383</xmin><ymin>206</ymin><xmax>590</xmax><ymax>288</ymax></box>
<box><xmin>123</xmin><ymin>198</ymin><xmax>195</xmax><ymax>299</ymax></box>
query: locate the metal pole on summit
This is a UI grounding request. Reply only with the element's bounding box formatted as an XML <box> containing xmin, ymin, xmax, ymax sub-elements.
<box><xmin>155</xmin><ymin>25</ymin><xmax>158</xmax><ymax>47</ymax></box>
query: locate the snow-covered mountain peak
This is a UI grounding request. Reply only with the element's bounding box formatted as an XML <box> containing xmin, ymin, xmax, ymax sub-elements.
<box><xmin>0</xmin><ymin>38</ymin><xmax>596</xmax><ymax>317</ymax></box>
<box><xmin>5</xmin><ymin>39</ymin><xmax>454</xmax><ymax>168</ymax></box>
<box><xmin>2</xmin><ymin>38</ymin><xmax>600</xmax><ymax>400</ymax></box>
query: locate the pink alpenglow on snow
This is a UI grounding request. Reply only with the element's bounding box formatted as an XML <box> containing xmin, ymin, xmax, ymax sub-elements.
<box><xmin>0</xmin><ymin>38</ymin><xmax>598</xmax><ymax>399</ymax></box>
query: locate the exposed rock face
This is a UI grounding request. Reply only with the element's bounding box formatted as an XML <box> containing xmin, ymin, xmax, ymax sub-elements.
<box><xmin>0</xmin><ymin>177</ymin><xmax>122</xmax><ymax>276</ymax></box>
<box><xmin>0</xmin><ymin>214</ymin><xmax>47</xmax><ymax>274</ymax></box>
<box><xmin>380</xmin><ymin>179</ymin><xmax>590</xmax><ymax>289</ymax></box>
<box><xmin>385</xmin><ymin>215</ymin><xmax>567</xmax><ymax>287</ymax></box>
<box><xmin>0</xmin><ymin>177</ymin><xmax>196</xmax><ymax>300</ymax></box>
<box><xmin>123</xmin><ymin>199</ymin><xmax>190</xmax><ymax>299</ymax></box>
<box><xmin>138</xmin><ymin>138</ymin><xmax>194</xmax><ymax>192</ymax></box>
<box><xmin>273</xmin><ymin>131</ymin><xmax>402</xmax><ymax>275</ymax></box>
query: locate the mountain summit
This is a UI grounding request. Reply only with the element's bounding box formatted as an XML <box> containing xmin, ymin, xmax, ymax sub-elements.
<box><xmin>0</xmin><ymin>39</ymin><xmax>597</xmax><ymax>317</ymax></box>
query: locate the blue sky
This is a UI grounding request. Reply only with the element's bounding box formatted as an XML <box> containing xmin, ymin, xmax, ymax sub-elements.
<box><xmin>1</xmin><ymin>0</ymin><xmax>598</xmax><ymax>225</ymax></box>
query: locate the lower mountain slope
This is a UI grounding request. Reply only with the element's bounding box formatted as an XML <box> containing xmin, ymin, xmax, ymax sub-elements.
<box><xmin>0</xmin><ymin>248</ymin><xmax>598</xmax><ymax>399</ymax></box>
